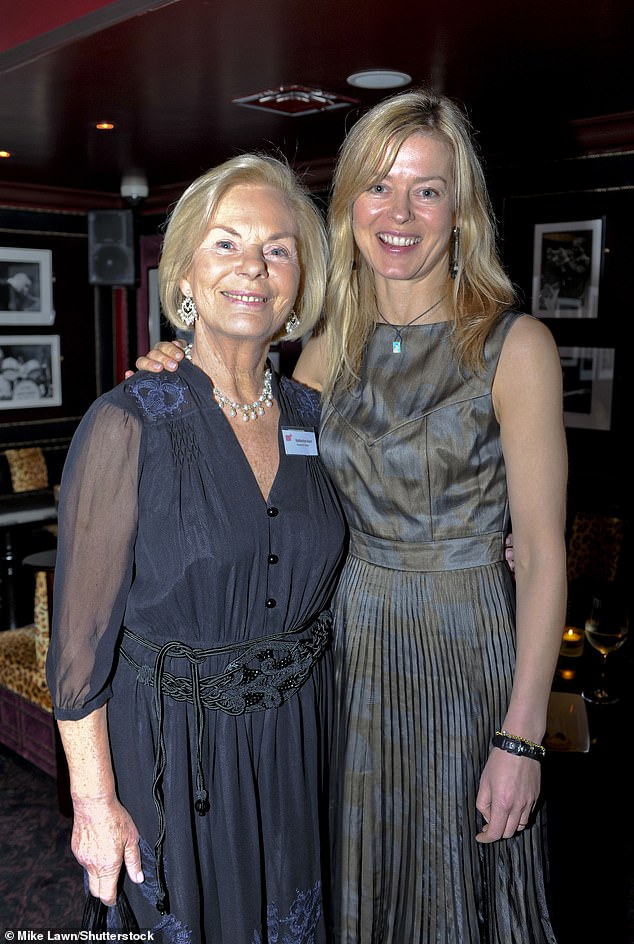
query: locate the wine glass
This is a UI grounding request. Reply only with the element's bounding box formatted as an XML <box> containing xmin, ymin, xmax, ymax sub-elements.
<box><xmin>582</xmin><ymin>596</ymin><xmax>629</xmax><ymax>705</ymax></box>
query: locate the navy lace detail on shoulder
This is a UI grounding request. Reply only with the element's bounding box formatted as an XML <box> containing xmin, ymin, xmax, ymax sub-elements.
<box><xmin>252</xmin><ymin>880</ymin><xmax>322</xmax><ymax>944</ymax></box>
<box><xmin>127</xmin><ymin>373</ymin><xmax>188</xmax><ymax>420</ymax></box>
<box><xmin>280</xmin><ymin>376</ymin><xmax>322</xmax><ymax>425</ymax></box>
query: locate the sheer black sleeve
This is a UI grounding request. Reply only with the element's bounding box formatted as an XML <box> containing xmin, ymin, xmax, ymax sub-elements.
<box><xmin>46</xmin><ymin>397</ymin><xmax>142</xmax><ymax>719</ymax></box>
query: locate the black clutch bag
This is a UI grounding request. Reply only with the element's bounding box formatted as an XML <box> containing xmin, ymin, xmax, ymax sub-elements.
<box><xmin>81</xmin><ymin>890</ymin><xmax>140</xmax><ymax>932</ymax></box>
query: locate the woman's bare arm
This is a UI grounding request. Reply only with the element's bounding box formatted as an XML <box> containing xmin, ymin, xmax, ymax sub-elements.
<box><xmin>291</xmin><ymin>334</ymin><xmax>328</xmax><ymax>391</ymax></box>
<box><xmin>134</xmin><ymin>333</ymin><xmax>331</xmax><ymax>385</ymax></box>
<box><xmin>57</xmin><ymin>706</ymin><xmax>144</xmax><ymax>904</ymax></box>
<box><xmin>476</xmin><ymin>315</ymin><xmax>567</xmax><ymax>843</ymax></box>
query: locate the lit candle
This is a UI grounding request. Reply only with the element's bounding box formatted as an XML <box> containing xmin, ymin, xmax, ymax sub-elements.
<box><xmin>560</xmin><ymin>625</ymin><xmax>584</xmax><ymax>658</ymax></box>
<box><xmin>557</xmin><ymin>667</ymin><xmax>576</xmax><ymax>682</ymax></box>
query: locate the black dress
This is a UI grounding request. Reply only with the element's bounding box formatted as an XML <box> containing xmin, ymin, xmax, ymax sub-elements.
<box><xmin>46</xmin><ymin>360</ymin><xmax>347</xmax><ymax>944</ymax></box>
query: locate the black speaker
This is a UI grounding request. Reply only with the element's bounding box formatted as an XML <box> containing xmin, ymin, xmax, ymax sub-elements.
<box><xmin>88</xmin><ymin>209</ymin><xmax>136</xmax><ymax>285</ymax></box>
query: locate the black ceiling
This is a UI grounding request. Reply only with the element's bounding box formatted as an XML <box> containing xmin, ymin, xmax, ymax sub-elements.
<box><xmin>1</xmin><ymin>0</ymin><xmax>633</xmax><ymax>201</ymax></box>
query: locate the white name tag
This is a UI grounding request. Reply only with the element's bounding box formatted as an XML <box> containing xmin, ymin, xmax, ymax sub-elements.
<box><xmin>281</xmin><ymin>427</ymin><xmax>318</xmax><ymax>456</ymax></box>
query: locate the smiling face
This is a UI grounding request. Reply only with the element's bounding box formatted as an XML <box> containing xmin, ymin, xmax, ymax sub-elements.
<box><xmin>352</xmin><ymin>132</ymin><xmax>456</xmax><ymax>294</ymax></box>
<box><xmin>179</xmin><ymin>184</ymin><xmax>301</xmax><ymax>346</ymax></box>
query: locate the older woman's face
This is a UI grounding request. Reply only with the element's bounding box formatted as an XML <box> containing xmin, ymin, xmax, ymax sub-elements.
<box><xmin>352</xmin><ymin>132</ymin><xmax>455</xmax><ymax>289</ymax></box>
<box><xmin>180</xmin><ymin>184</ymin><xmax>300</xmax><ymax>345</ymax></box>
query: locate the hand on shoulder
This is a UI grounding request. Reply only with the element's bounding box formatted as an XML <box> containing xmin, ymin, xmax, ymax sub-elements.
<box><xmin>135</xmin><ymin>338</ymin><xmax>187</xmax><ymax>373</ymax></box>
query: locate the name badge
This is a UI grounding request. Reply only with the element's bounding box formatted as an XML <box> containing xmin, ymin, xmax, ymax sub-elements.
<box><xmin>281</xmin><ymin>427</ymin><xmax>318</xmax><ymax>456</ymax></box>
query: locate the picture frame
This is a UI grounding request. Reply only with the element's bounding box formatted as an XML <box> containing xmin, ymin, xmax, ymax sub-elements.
<box><xmin>0</xmin><ymin>247</ymin><xmax>55</xmax><ymax>325</ymax></box>
<box><xmin>532</xmin><ymin>220</ymin><xmax>603</xmax><ymax>319</ymax></box>
<box><xmin>0</xmin><ymin>335</ymin><xmax>62</xmax><ymax>409</ymax></box>
<box><xmin>137</xmin><ymin>234</ymin><xmax>162</xmax><ymax>353</ymax></box>
<box><xmin>559</xmin><ymin>346</ymin><xmax>614</xmax><ymax>431</ymax></box>
<box><xmin>147</xmin><ymin>266</ymin><xmax>162</xmax><ymax>348</ymax></box>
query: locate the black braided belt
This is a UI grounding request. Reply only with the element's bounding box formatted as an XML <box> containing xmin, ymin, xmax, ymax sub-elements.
<box><xmin>118</xmin><ymin>609</ymin><xmax>333</xmax><ymax>916</ymax></box>
<box><xmin>120</xmin><ymin>610</ymin><xmax>332</xmax><ymax>715</ymax></box>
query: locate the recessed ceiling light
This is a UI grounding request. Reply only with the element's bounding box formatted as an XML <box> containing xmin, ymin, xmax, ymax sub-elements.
<box><xmin>347</xmin><ymin>70</ymin><xmax>412</xmax><ymax>89</ymax></box>
<box><xmin>95</xmin><ymin>121</ymin><xmax>115</xmax><ymax>131</ymax></box>
<box><xmin>0</xmin><ymin>150</ymin><xmax>11</xmax><ymax>159</ymax></box>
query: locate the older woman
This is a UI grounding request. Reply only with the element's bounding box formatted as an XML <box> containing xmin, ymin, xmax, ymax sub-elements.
<box><xmin>46</xmin><ymin>154</ymin><xmax>347</xmax><ymax>943</ymax></box>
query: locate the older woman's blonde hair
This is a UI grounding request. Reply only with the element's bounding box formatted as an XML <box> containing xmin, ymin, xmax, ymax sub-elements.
<box><xmin>159</xmin><ymin>153</ymin><xmax>328</xmax><ymax>342</ymax></box>
<box><xmin>322</xmin><ymin>86</ymin><xmax>517</xmax><ymax>396</ymax></box>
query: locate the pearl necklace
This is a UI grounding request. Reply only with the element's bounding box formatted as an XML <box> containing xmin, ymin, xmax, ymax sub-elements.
<box><xmin>379</xmin><ymin>296</ymin><xmax>445</xmax><ymax>353</ymax></box>
<box><xmin>184</xmin><ymin>343</ymin><xmax>274</xmax><ymax>422</ymax></box>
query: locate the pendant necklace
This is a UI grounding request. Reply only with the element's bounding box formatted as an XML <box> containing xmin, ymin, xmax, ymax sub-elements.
<box><xmin>379</xmin><ymin>296</ymin><xmax>445</xmax><ymax>353</ymax></box>
<box><xmin>184</xmin><ymin>343</ymin><xmax>274</xmax><ymax>421</ymax></box>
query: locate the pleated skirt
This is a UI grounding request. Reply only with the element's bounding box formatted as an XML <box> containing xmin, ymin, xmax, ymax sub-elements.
<box><xmin>329</xmin><ymin>555</ymin><xmax>557</xmax><ymax>944</ymax></box>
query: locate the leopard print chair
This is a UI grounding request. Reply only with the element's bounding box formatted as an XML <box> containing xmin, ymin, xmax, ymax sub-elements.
<box><xmin>567</xmin><ymin>511</ymin><xmax>625</xmax><ymax>585</ymax></box>
<box><xmin>566</xmin><ymin>510</ymin><xmax>626</xmax><ymax>624</ymax></box>
<box><xmin>0</xmin><ymin>446</ymin><xmax>58</xmax><ymax>631</ymax></box>
<box><xmin>0</xmin><ymin>570</ymin><xmax>57</xmax><ymax>775</ymax></box>
<box><xmin>4</xmin><ymin>447</ymin><xmax>49</xmax><ymax>493</ymax></box>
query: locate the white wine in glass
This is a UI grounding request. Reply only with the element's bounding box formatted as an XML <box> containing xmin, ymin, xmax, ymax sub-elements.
<box><xmin>582</xmin><ymin>596</ymin><xmax>629</xmax><ymax>705</ymax></box>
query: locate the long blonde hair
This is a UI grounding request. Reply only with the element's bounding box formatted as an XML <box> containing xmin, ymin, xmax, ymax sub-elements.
<box><xmin>159</xmin><ymin>153</ymin><xmax>328</xmax><ymax>342</ymax></box>
<box><xmin>322</xmin><ymin>87</ymin><xmax>516</xmax><ymax>396</ymax></box>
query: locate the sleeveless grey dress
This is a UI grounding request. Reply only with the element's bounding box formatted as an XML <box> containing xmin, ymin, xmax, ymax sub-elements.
<box><xmin>319</xmin><ymin>311</ymin><xmax>557</xmax><ymax>944</ymax></box>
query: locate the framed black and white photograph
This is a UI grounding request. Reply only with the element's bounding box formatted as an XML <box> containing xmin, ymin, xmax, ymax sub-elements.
<box><xmin>0</xmin><ymin>248</ymin><xmax>55</xmax><ymax>325</ymax></box>
<box><xmin>0</xmin><ymin>335</ymin><xmax>62</xmax><ymax>409</ymax></box>
<box><xmin>559</xmin><ymin>346</ymin><xmax>614</xmax><ymax>430</ymax></box>
<box><xmin>532</xmin><ymin>220</ymin><xmax>603</xmax><ymax>319</ymax></box>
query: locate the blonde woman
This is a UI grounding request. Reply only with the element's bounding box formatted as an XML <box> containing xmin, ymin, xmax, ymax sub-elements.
<box><xmin>47</xmin><ymin>154</ymin><xmax>347</xmax><ymax>943</ymax></box>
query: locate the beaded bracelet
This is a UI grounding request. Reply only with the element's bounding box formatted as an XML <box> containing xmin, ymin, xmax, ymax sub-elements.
<box><xmin>492</xmin><ymin>730</ymin><xmax>546</xmax><ymax>762</ymax></box>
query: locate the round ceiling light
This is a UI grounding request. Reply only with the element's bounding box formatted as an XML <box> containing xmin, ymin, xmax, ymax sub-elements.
<box><xmin>346</xmin><ymin>70</ymin><xmax>412</xmax><ymax>89</ymax></box>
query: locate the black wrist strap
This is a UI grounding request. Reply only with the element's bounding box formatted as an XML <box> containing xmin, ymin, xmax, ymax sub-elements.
<box><xmin>492</xmin><ymin>731</ymin><xmax>545</xmax><ymax>762</ymax></box>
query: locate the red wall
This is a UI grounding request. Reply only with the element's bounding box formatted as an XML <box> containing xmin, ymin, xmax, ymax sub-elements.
<box><xmin>0</xmin><ymin>1</ymin><xmax>118</xmax><ymax>53</ymax></box>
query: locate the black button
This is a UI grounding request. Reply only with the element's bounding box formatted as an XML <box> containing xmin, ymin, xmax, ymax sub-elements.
<box><xmin>268</xmin><ymin>554</ymin><xmax>279</xmax><ymax>564</ymax></box>
<box><xmin>265</xmin><ymin>598</ymin><xmax>277</xmax><ymax>608</ymax></box>
<box><xmin>267</xmin><ymin>506</ymin><xmax>279</xmax><ymax>517</ymax></box>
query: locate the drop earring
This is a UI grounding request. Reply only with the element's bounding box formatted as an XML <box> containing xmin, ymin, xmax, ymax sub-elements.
<box><xmin>178</xmin><ymin>293</ymin><xmax>198</xmax><ymax>327</ymax></box>
<box><xmin>449</xmin><ymin>226</ymin><xmax>460</xmax><ymax>279</ymax></box>
<box><xmin>285</xmin><ymin>310</ymin><xmax>300</xmax><ymax>335</ymax></box>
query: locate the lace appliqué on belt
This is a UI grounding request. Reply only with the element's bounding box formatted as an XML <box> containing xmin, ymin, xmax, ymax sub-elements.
<box><xmin>121</xmin><ymin>615</ymin><xmax>331</xmax><ymax>714</ymax></box>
